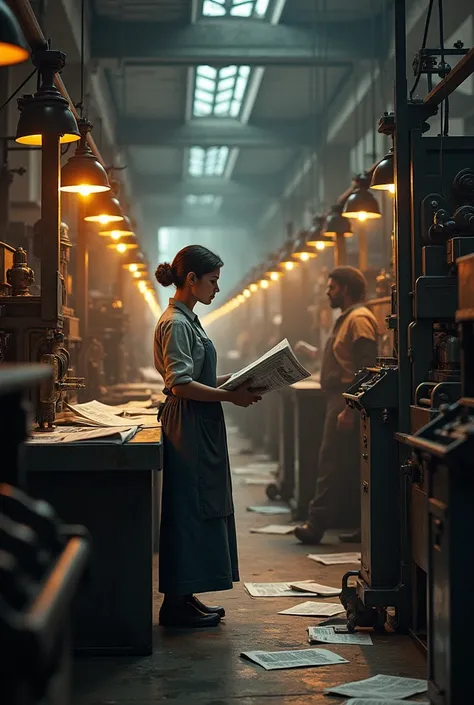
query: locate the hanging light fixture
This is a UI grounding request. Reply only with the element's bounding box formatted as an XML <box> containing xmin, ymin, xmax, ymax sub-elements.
<box><xmin>120</xmin><ymin>250</ymin><xmax>146</xmax><ymax>271</ymax></box>
<box><xmin>370</xmin><ymin>148</ymin><xmax>395</xmax><ymax>194</ymax></box>
<box><xmin>306</xmin><ymin>214</ymin><xmax>336</xmax><ymax>249</ymax></box>
<box><xmin>16</xmin><ymin>49</ymin><xmax>80</xmax><ymax>145</ymax></box>
<box><xmin>279</xmin><ymin>241</ymin><xmax>298</xmax><ymax>271</ymax></box>
<box><xmin>324</xmin><ymin>204</ymin><xmax>353</xmax><ymax>238</ymax></box>
<box><xmin>107</xmin><ymin>234</ymin><xmax>138</xmax><ymax>254</ymax></box>
<box><xmin>0</xmin><ymin>0</ymin><xmax>28</xmax><ymax>66</ymax></box>
<box><xmin>98</xmin><ymin>214</ymin><xmax>134</xmax><ymax>238</ymax></box>
<box><xmin>343</xmin><ymin>173</ymin><xmax>382</xmax><ymax>221</ymax></box>
<box><xmin>60</xmin><ymin>118</ymin><xmax>110</xmax><ymax>196</ymax></box>
<box><xmin>84</xmin><ymin>189</ymin><xmax>124</xmax><ymax>224</ymax></box>
<box><xmin>291</xmin><ymin>228</ymin><xmax>318</xmax><ymax>261</ymax></box>
<box><xmin>265</xmin><ymin>254</ymin><xmax>281</xmax><ymax>281</ymax></box>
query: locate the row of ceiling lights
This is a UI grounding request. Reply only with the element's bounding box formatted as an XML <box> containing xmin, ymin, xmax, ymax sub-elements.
<box><xmin>203</xmin><ymin>157</ymin><xmax>395</xmax><ymax>326</ymax></box>
<box><xmin>0</xmin><ymin>2</ymin><xmax>160</xmax><ymax>316</ymax></box>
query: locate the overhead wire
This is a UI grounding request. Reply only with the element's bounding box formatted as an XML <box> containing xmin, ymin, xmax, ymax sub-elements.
<box><xmin>0</xmin><ymin>69</ymin><xmax>37</xmax><ymax>112</ymax></box>
<box><xmin>409</xmin><ymin>0</ymin><xmax>434</xmax><ymax>99</ymax></box>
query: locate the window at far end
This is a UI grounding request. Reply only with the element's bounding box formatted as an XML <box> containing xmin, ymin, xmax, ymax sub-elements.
<box><xmin>202</xmin><ymin>0</ymin><xmax>270</xmax><ymax>19</ymax></box>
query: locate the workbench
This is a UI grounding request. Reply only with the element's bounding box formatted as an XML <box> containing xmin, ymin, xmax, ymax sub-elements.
<box><xmin>23</xmin><ymin>426</ymin><xmax>162</xmax><ymax>656</ymax></box>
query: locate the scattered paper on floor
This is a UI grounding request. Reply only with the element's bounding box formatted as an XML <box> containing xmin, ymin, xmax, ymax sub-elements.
<box><xmin>244</xmin><ymin>582</ymin><xmax>317</xmax><ymax>597</ymax></box>
<box><xmin>343</xmin><ymin>700</ymin><xmax>429</xmax><ymax>705</ymax></box>
<box><xmin>241</xmin><ymin>648</ymin><xmax>348</xmax><ymax>671</ymax></box>
<box><xmin>324</xmin><ymin>674</ymin><xmax>428</xmax><ymax>699</ymax></box>
<box><xmin>308</xmin><ymin>626</ymin><xmax>372</xmax><ymax>646</ymax></box>
<box><xmin>279</xmin><ymin>601</ymin><xmax>344</xmax><ymax>617</ymax></box>
<box><xmin>290</xmin><ymin>581</ymin><xmax>341</xmax><ymax>596</ymax></box>
<box><xmin>247</xmin><ymin>505</ymin><xmax>291</xmax><ymax>514</ymax></box>
<box><xmin>308</xmin><ymin>552</ymin><xmax>361</xmax><ymax>565</ymax></box>
<box><xmin>250</xmin><ymin>525</ymin><xmax>295</xmax><ymax>535</ymax></box>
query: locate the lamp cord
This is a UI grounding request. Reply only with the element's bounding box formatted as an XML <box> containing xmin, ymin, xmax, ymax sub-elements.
<box><xmin>0</xmin><ymin>69</ymin><xmax>37</xmax><ymax>113</ymax></box>
<box><xmin>78</xmin><ymin>0</ymin><xmax>85</xmax><ymax>116</ymax></box>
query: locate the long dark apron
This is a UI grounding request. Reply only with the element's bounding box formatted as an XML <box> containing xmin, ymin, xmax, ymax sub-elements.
<box><xmin>308</xmin><ymin>305</ymin><xmax>363</xmax><ymax>529</ymax></box>
<box><xmin>158</xmin><ymin>324</ymin><xmax>239</xmax><ymax>595</ymax></box>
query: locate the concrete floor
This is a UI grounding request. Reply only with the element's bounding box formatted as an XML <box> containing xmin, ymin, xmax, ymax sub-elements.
<box><xmin>73</xmin><ymin>428</ymin><xmax>426</xmax><ymax>705</ymax></box>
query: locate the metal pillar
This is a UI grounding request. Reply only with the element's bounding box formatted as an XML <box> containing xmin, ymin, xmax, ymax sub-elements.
<box><xmin>40</xmin><ymin>133</ymin><xmax>62</xmax><ymax>324</ymax></box>
<box><xmin>75</xmin><ymin>198</ymin><xmax>88</xmax><ymax>342</ymax></box>
<box><xmin>0</xmin><ymin>69</ymin><xmax>10</xmax><ymax>240</ymax></box>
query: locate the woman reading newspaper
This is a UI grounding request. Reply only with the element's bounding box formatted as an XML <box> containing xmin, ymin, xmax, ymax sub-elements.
<box><xmin>154</xmin><ymin>245</ymin><xmax>262</xmax><ymax>629</ymax></box>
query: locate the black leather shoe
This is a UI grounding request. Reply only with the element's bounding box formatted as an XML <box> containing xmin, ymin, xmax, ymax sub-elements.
<box><xmin>339</xmin><ymin>529</ymin><xmax>361</xmax><ymax>543</ymax></box>
<box><xmin>187</xmin><ymin>595</ymin><xmax>225</xmax><ymax>618</ymax></box>
<box><xmin>159</xmin><ymin>601</ymin><xmax>221</xmax><ymax>628</ymax></box>
<box><xmin>294</xmin><ymin>523</ymin><xmax>324</xmax><ymax>545</ymax></box>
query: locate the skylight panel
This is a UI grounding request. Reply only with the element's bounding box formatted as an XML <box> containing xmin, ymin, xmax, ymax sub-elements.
<box><xmin>185</xmin><ymin>194</ymin><xmax>223</xmax><ymax>212</ymax></box>
<box><xmin>202</xmin><ymin>0</ymin><xmax>270</xmax><ymax>19</ymax></box>
<box><xmin>188</xmin><ymin>147</ymin><xmax>229</xmax><ymax>177</ymax></box>
<box><xmin>192</xmin><ymin>65</ymin><xmax>251</xmax><ymax>119</ymax></box>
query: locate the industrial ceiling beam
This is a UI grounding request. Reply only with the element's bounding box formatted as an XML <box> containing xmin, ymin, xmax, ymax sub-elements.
<box><xmin>134</xmin><ymin>175</ymin><xmax>281</xmax><ymax>198</ymax></box>
<box><xmin>119</xmin><ymin>118</ymin><xmax>318</xmax><ymax>148</ymax></box>
<box><xmin>90</xmin><ymin>19</ymin><xmax>381</xmax><ymax>65</ymax></box>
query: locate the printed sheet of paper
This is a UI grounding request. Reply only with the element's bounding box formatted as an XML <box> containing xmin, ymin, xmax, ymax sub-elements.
<box><xmin>279</xmin><ymin>601</ymin><xmax>345</xmax><ymax>617</ymax></box>
<box><xmin>27</xmin><ymin>425</ymin><xmax>138</xmax><ymax>444</ymax></box>
<box><xmin>344</xmin><ymin>700</ymin><xmax>429</xmax><ymax>705</ymax></box>
<box><xmin>244</xmin><ymin>582</ymin><xmax>317</xmax><ymax>597</ymax></box>
<box><xmin>308</xmin><ymin>552</ymin><xmax>361</xmax><ymax>565</ymax></box>
<box><xmin>247</xmin><ymin>505</ymin><xmax>291</xmax><ymax>515</ymax></box>
<box><xmin>308</xmin><ymin>627</ymin><xmax>373</xmax><ymax>646</ymax></box>
<box><xmin>290</xmin><ymin>581</ymin><xmax>341</xmax><ymax>596</ymax></box>
<box><xmin>324</xmin><ymin>674</ymin><xmax>428</xmax><ymax>699</ymax></box>
<box><xmin>220</xmin><ymin>338</ymin><xmax>311</xmax><ymax>394</ymax></box>
<box><xmin>250</xmin><ymin>525</ymin><xmax>295</xmax><ymax>535</ymax></box>
<box><xmin>66</xmin><ymin>401</ymin><xmax>137</xmax><ymax>427</ymax></box>
<box><xmin>241</xmin><ymin>648</ymin><xmax>348</xmax><ymax>671</ymax></box>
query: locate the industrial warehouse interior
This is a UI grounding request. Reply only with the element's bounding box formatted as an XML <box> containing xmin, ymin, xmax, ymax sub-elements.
<box><xmin>1</xmin><ymin>0</ymin><xmax>474</xmax><ymax>703</ymax></box>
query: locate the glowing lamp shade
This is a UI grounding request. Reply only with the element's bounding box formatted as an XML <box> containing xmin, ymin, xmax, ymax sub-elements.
<box><xmin>370</xmin><ymin>150</ymin><xmax>395</xmax><ymax>194</ymax></box>
<box><xmin>84</xmin><ymin>192</ymin><xmax>123</xmax><ymax>224</ymax></box>
<box><xmin>107</xmin><ymin>234</ymin><xmax>138</xmax><ymax>253</ymax></box>
<box><xmin>16</xmin><ymin>58</ymin><xmax>81</xmax><ymax>146</ymax></box>
<box><xmin>98</xmin><ymin>215</ymin><xmax>134</xmax><ymax>238</ymax></box>
<box><xmin>260</xmin><ymin>279</ymin><xmax>269</xmax><ymax>289</ymax></box>
<box><xmin>283</xmin><ymin>260</ymin><xmax>295</xmax><ymax>271</ymax></box>
<box><xmin>342</xmin><ymin>173</ymin><xmax>382</xmax><ymax>220</ymax></box>
<box><xmin>243</xmin><ymin>289</ymin><xmax>251</xmax><ymax>298</ymax></box>
<box><xmin>250</xmin><ymin>283</ymin><xmax>258</xmax><ymax>293</ymax></box>
<box><xmin>324</xmin><ymin>205</ymin><xmax>353</xmax><ymax>238</ymax></box>
<box><xmin>0</xmin><ymin>1</ymin><xmax>29</xmax><ymax>66</ymax></box>
<box><xmin>269</xmin><ymin>271</ymin><xmax>280</xmax><ymax>281</ymax></box>
<box><xmin>61</xmin><ymin>120</ymin><xmax>110</xmax><ymax>195</ymax></box>
<box><xmin>237</xmin><ymin>294</ymin><xmax>246</xmax><ymax>303</ymax></box>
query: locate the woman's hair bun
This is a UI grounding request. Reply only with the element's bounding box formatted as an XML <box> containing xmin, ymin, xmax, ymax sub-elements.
<box><xmin>155</xmin><ymin>262</ymin><xmax>175</xmax><ymax>287</ymax></box>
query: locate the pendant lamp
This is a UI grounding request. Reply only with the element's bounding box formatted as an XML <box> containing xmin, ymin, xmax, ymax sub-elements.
<box><xmin>107</xmin><ymin>234</ymin><xmax>138</xmax><ymax>254</ymax></box>
<box><xmin>370</xmin><ymin>149</ymin><xmax>395</xmax><ymax>193</ymax></box>
<box><xmin>98</xmin><ymin>215</ymin><xmax>134</xmax><ymax>238</ymax></box>
<box><xmin>0</xmin><ymin>0</ymin><xmax>28</xmax><ymax>66</ymax></box>
<box><xmin>291</xmin><ymin>229</ymin><xmax>318</xmax><ymax>261</ymax></box>
<box><xmin>16</xmin><ymin>49</ymin><xmax>80</xmax><ymax>145</ymax></box>
<box><xmin>84</xmin><ymin>190</ymin><xmax>124</xmax><ymax>224</ymax></box>
<box><xmin>61</xmin><ymin>118</ymin><xmax>110</xmax><ymax>195</ymax></box>
<box><xmin>343</xmin><ymin>173</ymin><xmax>382</xmax><ymax>221</ymax></box>
<box><xmin>306</xmin><ymin>214</ymin><xmax>336</xmax><ymax>249</ymax></box>
<box><xmin>324</xmin><ymin>204</ymin><xmax>353</xmax><ymax>238</ymax></box>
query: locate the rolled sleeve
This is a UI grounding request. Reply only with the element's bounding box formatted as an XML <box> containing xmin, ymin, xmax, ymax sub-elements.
<box><xmin>160</xmin><ymin>319</ymin><xmax>194</xmax><ymax>389</ymax></box>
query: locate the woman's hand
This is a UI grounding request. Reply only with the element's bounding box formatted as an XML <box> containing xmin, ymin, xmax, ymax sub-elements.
<box><xmin>230</xmin><ymin>381</ymin><xmax>262</xmax><ymax>408</ymax></box>
<box><xmin>337</xmin><ymin>406</ymin><xmax>355</xmax><ymax>431</ymax></box>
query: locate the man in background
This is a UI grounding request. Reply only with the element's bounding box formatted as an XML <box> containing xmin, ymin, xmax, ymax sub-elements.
<box><xmin>295</xmin><ymin>266</ymin><xmax>378</xmax><ymax>545</ymax></box>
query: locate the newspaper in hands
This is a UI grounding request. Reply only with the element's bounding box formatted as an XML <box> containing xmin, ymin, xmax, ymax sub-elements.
<box><xmin>219</xmin><ymin>339</ymin><xmax>310</xmax><ymax>394</ymax></box>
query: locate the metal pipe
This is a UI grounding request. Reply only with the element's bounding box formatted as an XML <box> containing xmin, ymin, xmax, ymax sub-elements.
<box><xmin>40</xmin><ymin>132</ymin><xmax>61</xmax><ymax>322</ymax></box>
<box><xmin>0</xmin><ymin>71</ymin><xmax>10</xmax><ymax>239</ymax></box>
<box><xmin>393</xmin><ymin>0</ymin><xmax>412</xmax><ymax>434</ymax></box>
<box><xmin>6</xmin><ymin>0</ymin><xmax>105</xmax><ymax>167</ymax></box>
<box><xmin>75</xmin><ymin>199</ymin><xmax>88</xmax><ymax>342</ymax></box>
<box><xmin>424</xmin><ymin>46</ymin><xmax>474</xmax><ymax>107</ymax></box>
